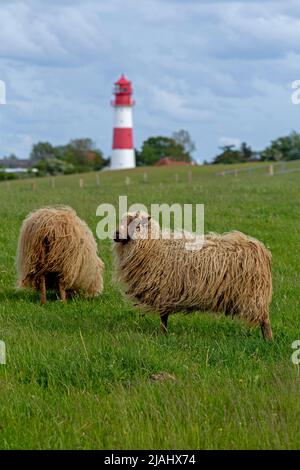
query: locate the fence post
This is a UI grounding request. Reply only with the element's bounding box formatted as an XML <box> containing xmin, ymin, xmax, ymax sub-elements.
<box><xmin>79</xmin><ymin>178</ymin><xmax>84</xmax><ymax>189</ymax></box>
<box><xmin>268</xmin><ymin>165</ymin><xmax>274</xmax><ymax>176</ymax></box>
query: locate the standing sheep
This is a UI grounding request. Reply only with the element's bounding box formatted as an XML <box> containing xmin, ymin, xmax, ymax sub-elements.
<box><xmin>17</xmin><ymin>206</ymin><xmax>104</xmax><ymax>303</ymax></box>
<box><xmin>113</xmin><ymin>211</ymin><xmax>273</xmax><ymax>340</ymax></box>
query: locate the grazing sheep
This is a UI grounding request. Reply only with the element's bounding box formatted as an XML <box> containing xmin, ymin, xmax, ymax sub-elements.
<box><xmin>17</xmin><ymin>206</ymin><xmax>104</xmax><ymax>303</ymax></box>
<box><xmin>113</xmin><ymin>211</ymin><xmax>273</xmax><ymax>340</ymax></box>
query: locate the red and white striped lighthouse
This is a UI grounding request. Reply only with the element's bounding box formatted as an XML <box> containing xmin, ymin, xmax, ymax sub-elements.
<box><xmin>111</xmin><ymin>75</ymin><xmax>136</xmax><ymax>169</ymax></box>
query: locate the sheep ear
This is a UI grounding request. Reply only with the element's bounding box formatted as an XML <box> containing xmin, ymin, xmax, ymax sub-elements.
<box><xmin>147</xmin><ymin>215</ymin><xmax>151</xmax><ymax>221</ymax></box>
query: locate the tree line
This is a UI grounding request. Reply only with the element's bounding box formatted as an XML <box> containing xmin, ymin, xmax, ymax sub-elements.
<box><xmin>143</xmin><ymin>129</ymin><xmax>300</xmax><ymax>165</ymax></box>
<box><xmin>0</xmin><ymin>130</ymin><xmax>195</xmax><ymax>177</ymax></box>
<box><xmin>212</xmin><ymin>131</ymin><xmax>300</xmax><ymax>164</ymax></box>
<box><xmin>30</xmin><ymin>139</ymin><xmax>108</xmax><ymax>175</ymax></box>
<box><xmin>1</xmin><ymin>130</ymin><xmax>300</xmax><ymax>177</ymax></box>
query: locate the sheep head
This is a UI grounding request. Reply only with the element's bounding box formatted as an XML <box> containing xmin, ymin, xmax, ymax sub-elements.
<box><xmin>114</xmin><ymin>211</ymin><xmax>160</xmax><ymax>245</ymax></box>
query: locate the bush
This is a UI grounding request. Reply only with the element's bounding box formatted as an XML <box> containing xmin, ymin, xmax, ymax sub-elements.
<box><xmin>0</xmin><ymin>172</ymin><xmax>18</xmax><ymax>181</ymax></box>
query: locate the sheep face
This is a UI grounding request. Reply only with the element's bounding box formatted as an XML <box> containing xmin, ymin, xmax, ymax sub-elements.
<box><xmin>114</xmin><ymin>211</ymin><xmax>160</xmax><ymax>245</ymax></box>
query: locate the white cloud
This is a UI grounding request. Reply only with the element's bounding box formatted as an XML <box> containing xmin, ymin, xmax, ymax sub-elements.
<box><xmin>0</xmin><ymin>0</ymin><xmax>300</xmax><ymax>161</ymax></box>
<box><xmin>148</xmin><ymin>86</ymin><xmax>212</xmax><ymax>122</ymax></box>
<box><xmin>219</xmin><ymin>137</ymin><xmax>241</xmax><ymax>148</ymax></box>
<box><xmin>0</xmin><ymin>2</ymin><xmax>111</xmax><ymax>65</ymax></box>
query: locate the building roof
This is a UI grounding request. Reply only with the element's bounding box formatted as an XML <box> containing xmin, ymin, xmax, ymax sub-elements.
<box><xmin>154</xmin><ymin>157</ymin><xmax>192</xmax><ymax>167</ymax></box>
<box><xmin>0</xmin><ymin>158</ymin><xmax>31</xmax><ymax>169</ymax></box>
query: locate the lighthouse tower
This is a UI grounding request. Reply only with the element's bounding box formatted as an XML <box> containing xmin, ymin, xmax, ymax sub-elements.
<box><xmin>111</xmin><ymin>75</ymin><xmax>136</xmax><ymax>170</ymax></box>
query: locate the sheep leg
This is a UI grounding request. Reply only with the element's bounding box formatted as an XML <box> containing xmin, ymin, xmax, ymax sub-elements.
<box><xmin>40</xmin><ymin>275</ymin><xmax>46</xmax><ymax>305</ymax></box>
<box><xmin>261</xmin><ymin>319</ymin><xmax>273</xmax><ymax>341</ymax></box>
<box><xmin>160</xmin><ymin>313</ymin><xmax>169</xmax><ymax>334</ymax></box>
<box><xmin>59</xmin><ymin>279</ymin><xmax>67</xmax><ymax>303</ymax></box>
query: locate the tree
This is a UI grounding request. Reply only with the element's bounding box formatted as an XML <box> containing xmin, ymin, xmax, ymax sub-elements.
<box><xmin>212</xmin><ymin>145</ymin><xmax>242</xmax><ymax>164</ymax></box>
<box><xmin>172</xmin><ymin>129</ymin><xmax>196</xmax><ymax>156</ymax></box>
<box><xmin>138</xmin><ymin>136</ymin><xmax>191</xmax><ymax>166</ymax></box>
<box><xmin>1</xmin><ymin>154</ymin><xmax>19</xmax><ymax>168</ymax></box>
<box><xmin>135</xmin><ymin>148</ymin><xmax>143</xmax><ymax>167</ymax></box>
<box><xmin>260</xmin><ymin>131</ymin><xmax>300</xmax><ymax>161</ymax></box>
<box><xmin>36</xmin><ymin>158</ymin><xmax>75</xmax><ymax>176</ymax></box>
<box><xmin>30</xmin><ymin>142</ymin><xmax>55</xmax><ymax>162</ymax></box>
<box><xmin>212</xmin><ymin>142</ymin><xmax>254</xmax><ymax>164</ymax></box>
<box><xmin>240</xmin><ymin>142</ymin><xmax>253</xmax><ymax>161</ymax></box>
<box><xmin>61</xmin><ymin>139</ymin><xmax>106</xmax><ymax>172</ymax></box>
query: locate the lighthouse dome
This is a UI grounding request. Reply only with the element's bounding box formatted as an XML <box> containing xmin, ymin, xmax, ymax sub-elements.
<box><xmin>114</xmin><ymin>75</ymin><xmax>132</xmax><ymax>95</ymax></box>
<box><xmin>112</xmin><ymin>74</ymin><xmax>133</xmax><ymax>107</ymax></box>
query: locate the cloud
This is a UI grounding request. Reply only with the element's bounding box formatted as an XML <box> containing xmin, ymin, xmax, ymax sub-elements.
<box><xmin>147</xmin><ymin>85</ymin><xmax>213</xmax><ymax>122</ymax></box>
<box><xmin>219</xmin><ymin>137</ymin><xmax>241</xmax><ymax>148</ymax></box>
<box><xmin>0</xmin><ymin>0</ymin><xmax>300</xmax><ymax>161</ymax></box>
<box><xmin>0</xmin><ymin>2</ymin><xmax>111</xmax><ymax>66</ymax></box>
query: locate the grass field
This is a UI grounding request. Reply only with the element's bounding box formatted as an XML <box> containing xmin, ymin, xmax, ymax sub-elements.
<box><xmin>0</xmin><ymin>163</ymin><xmax>299</xmax><ymax>449</ymax></box>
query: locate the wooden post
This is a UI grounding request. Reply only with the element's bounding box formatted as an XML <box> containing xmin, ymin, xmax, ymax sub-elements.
<box><xmin>96</xmin><ymin>174</ymin><xmax>100</xmax><ymax>187</ymax></box>
<box><xmin>125</xmin><ymin>176</ymin><xmax>130</xmax><ymax>186</ymax></box>
<box><xmin>221</xmin><ymin>171</ymin><xmax>225</xmax><ymax>177</ymax></box>
<box><xmin>175</xmin><ymin>174</ymin><xmax>179</xmax><ymax>183</ymax></box>
<box><xmin>188</xmin><ymin>170</ymin><xmax>192</xmax><ymax>184</ymax></box>
<box><xmin>234</xmin><ymin>169</ymin><xmax>238</xmax><ymax>177</ymax></box>
<box><xmin>143</xmin><ymin>172</ymin><xmax>148</xmax><ymax>183</ymax></box>
<box><xmin>31</xmin><ymin>181</ymin><xmax>36</xmax><ymax>191</ymax></box>
<box><xmin>79</xmin><ymin>178</ymin><xmax>84</xmax><ymax>189</ymax></box>
<box><xmin>269</xmin><ymin>165</ymin><xmax>274</xmax><ymax>176</ymax></box>
<box><xmin>51</xmin><ymin>177</ymin><xmax>56</xmax><ymax>189</ymax></box>
<box><xmin>6</xmin><ymin>181</ymin><xmax>10</xmax><ymax>191</ymax></box>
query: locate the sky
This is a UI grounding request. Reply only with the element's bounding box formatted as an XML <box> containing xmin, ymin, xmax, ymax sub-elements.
<box><xmin>1</xmin><ymin>0</ymin><xmax>300</xmax><ymax>163</ymax></box>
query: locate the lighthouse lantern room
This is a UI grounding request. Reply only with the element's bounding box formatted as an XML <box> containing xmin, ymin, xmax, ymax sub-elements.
<box><xmin>111</xmin><ymin>75</ymin><xmax>136</xmax><ymax>170</ymax></box>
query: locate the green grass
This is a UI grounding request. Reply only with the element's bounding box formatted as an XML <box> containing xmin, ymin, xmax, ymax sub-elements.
<box><xmin>0</xmin><ymin>164</ymin><xmax>300</xmax><ymax>449</ymax></box>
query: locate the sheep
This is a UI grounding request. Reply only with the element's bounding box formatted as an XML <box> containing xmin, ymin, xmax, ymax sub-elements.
<box><xmin>17</xmin><ymin>206</ymin><xmax>104</xmax><ymax>303</ymax></box>
<box><xmin>113</xmin><ymin>211</ymin><xmax>273</xmax><ymax>340</ymax></box>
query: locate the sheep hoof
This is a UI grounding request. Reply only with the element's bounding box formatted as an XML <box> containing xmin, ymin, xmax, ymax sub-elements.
<box><xmin>261</xmin><ymin>320</ymin><xmax>273</xmax><ymax>341</ymax></box>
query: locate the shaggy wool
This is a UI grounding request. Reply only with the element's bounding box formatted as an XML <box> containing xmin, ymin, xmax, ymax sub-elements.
<box><xmin>17</xmin><ymin>206</ymin><xmax>104</xmax><ymax>300</ymax></box>
<box><xmin>113</xmin><ymin>212</ymin><xmax>273</xmax><ymax>339</ymax></box>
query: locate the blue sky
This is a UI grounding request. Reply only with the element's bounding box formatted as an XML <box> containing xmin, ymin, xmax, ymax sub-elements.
<box><xmin>1</xmin><ymin>0</ymin><xmax>300</xmax><ymax>162</ymax></box>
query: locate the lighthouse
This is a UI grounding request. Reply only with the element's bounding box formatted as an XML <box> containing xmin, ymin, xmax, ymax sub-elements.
<box><xmin>111</xmin><ymin>75</ymin><xmax>136</xmax><ymax>170</ymax></box>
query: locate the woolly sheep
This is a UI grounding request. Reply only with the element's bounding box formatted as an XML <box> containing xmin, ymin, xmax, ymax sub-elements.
<box><xmin>113</xmin><ymin>211</ymin><xmax>273</xmax><ymax>340</ymax></box>
<box><xmin>17</xmin><ymin>206</ymin><xmax>104</xmax><ymax>303</ymax></box>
